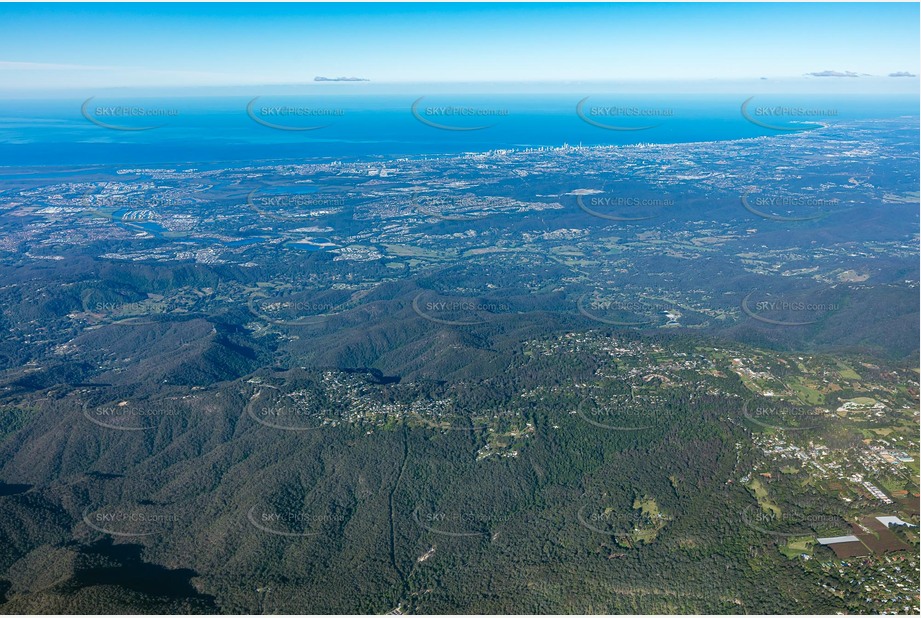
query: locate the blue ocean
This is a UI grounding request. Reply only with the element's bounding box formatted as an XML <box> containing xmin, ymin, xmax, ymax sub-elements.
<box><xmin>0</xmin><ymin>93</ymin><xmax>916</xmax><ymax>167</ymax></box>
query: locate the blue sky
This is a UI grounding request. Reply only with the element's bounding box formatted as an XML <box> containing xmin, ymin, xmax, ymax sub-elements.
<box><xmin>0</xmin><ymin>3</ymin><xmax>918</xmax><ymax>92</ymax></box>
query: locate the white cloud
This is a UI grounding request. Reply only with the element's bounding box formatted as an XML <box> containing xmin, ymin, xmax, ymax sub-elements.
<box><xmin>804</xmin><ymin>70</ymin><xmax>861</xmax><ymax>78</ymax></box>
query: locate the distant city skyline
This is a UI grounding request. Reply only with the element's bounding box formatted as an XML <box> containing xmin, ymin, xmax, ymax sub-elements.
<box><xmin>0</xmin><ymin>3</ymin><xmax>918</xmax><ymax>94</ymax></box>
